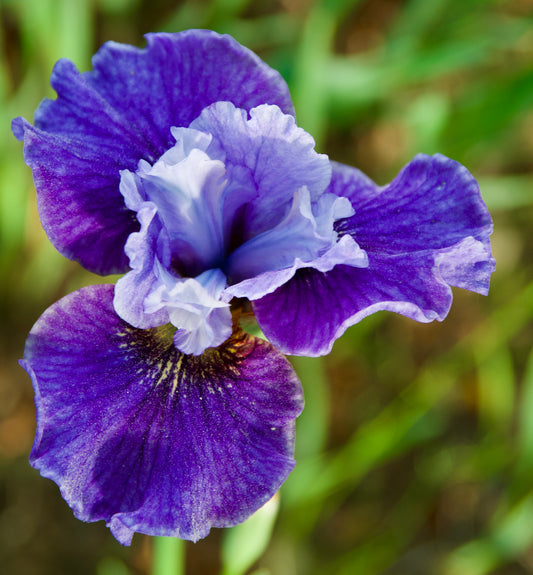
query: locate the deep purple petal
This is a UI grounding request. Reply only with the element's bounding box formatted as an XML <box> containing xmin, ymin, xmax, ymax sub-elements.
<box><xmin>254</xmin><ymin>154</ymin><xmax>495</xmax><ymax>356</ymax></box>
<box><xmin>21</xmin><ymin>284</ymin><xmax>303</xmax><ymax>544</ymax></box>
<box><xmin>253</xmin><ymin>257</ymin><xmax>451</xmax><ymax>356</ymax></box>
<box><xmin>326</xmin><ymin>159</ymin><xmax>381</xmax><ymax>204</ymax></box>
<box><xmin>13</xmin><ymin>31</ymin><xmax>293</xmax><ymax>274</ymax></box>
<box><xmin>13</xmin><ymin>117</ymin><xmax>139</xmax><ymax>274</ymax></box>
<box><xmin>334</xmin><ymin>154</ymin><xmax>494</xmax><ymax>261</ymax></box>
<box><xmin>88</xmin><ymin>32</ymin><xmax>294</xmax><ymax>142</ymax></box>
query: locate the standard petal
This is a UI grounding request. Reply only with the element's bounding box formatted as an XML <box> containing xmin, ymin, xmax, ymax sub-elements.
<box><xmin>113</xmin><ymin>198</ymin><xmax>169</xmax><ymax>329</ymax></box>
<box><xmin>13</xmin><ymin>31</ymin><xmax>294</xmax><ymax>274</ymax></box>
<box><xmin>21</xmin><ymin>284</ymin><xmax>303</xmax><ymax>544</ymax></box>
<box><xmin>226</xmin><ymin>189</ymin><xmax>349</xmax><ymax>283</ymax></box>
<box><xmin>190</xmin><ymin>102</ymin><xmax>331</xmax><ymax>237</ymax></box>
<box><xmin>254</xmin><ymin>154</ymin><xmax>495</xmax><ymax>356</ymax></box>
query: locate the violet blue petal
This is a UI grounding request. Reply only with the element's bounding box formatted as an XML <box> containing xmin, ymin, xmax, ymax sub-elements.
<box><xmin>333</xmin><ymin>154</ymin><xmax>494</xmax><ymax>271</ymax></box>
<box><xmin>21</xmin><ymin>284</ymin><xmax>303</xmax><ymax>544</ymax></box>
<box><xmin>254</xmin><ymin>154</ymin><xmax>495</xmax><ymax>356</ymax></box>
<box><xmin>190</xmin><ymin>102</ymin><xmax>332</xmax><ymax>238</ymax></box>
<box><xmin>12</xmin><ymin>118</ymin><xmax>139</xmax><ymax>274</ymax></box>
<box><xmin>12</xmin><ymin>31</ymin><xmax>294</xmax><ymax>275</ymax></box>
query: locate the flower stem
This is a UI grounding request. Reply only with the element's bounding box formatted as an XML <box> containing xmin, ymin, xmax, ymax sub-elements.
<box><xmin>152</xmin><ymin>536</ymin><xmax>185</xmax><ymax>575</ymax></box>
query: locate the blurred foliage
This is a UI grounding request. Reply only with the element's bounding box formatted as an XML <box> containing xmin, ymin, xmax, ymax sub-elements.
<box><xmin>1</xmin><ymin>0</ymin><xmax>532</xmax><ymax>574</ymax></box>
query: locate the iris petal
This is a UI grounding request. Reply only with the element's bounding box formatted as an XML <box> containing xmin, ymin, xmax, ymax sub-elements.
<box><xmin>227</xmin><ymin>188</ymin><xmax>354</xmax><ymax>282</ymax></box>
<box><xmin>333</xmin><ymin>154</ymin><xmax>494</xmax><ymax>260</ymax></box>
<box><xmin>254</xmin><ymin>154</ymin><xmax>495</xmax><ymax>356</ymax></box>
<box><xmin>225</xmin><ymin>188</ymin><xmax>368</xmax><ymax>300</ymax></box>
<box><xmin>140</xmin><ymin>145</ymin><xmax>227</xmax><ymax>274</ymax></box>
<box><xmin>21</xmin><ymin>284</ymin><xmax>303</xmax><ymax>544</ymax></box>
<box><xmin>190</xmin><ymin>102</ymin><xmax>332</xmax><ymax>238</ymax></box>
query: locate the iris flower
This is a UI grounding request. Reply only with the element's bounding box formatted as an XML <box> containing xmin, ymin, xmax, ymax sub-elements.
<box><xmin>13</xmin><ymin>30</ymin><xmax>495</xmax><ymax>545</ymax></box>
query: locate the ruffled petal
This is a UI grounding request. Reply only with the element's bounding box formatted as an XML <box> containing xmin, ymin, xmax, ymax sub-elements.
<box><xmin>12</xmin><ymin>31</ymin><xmax>293</xmax><ymax>275</ymax></box>
<box><xmin>190</xmin><ymin>102</ymin><xmax>331</xmax><ymax>238</ymax></box>
<box><xmin>334</xmin><ymin>154</ymin><xmax>494</xmax><ymax>268</ymax></box>
<box><xmin>147</xmin><ymin>267</ymin><xmax>233</xmax><ymax>355</ymax></box>
<box><xmin>21</xmin><ymin>284</ymin><xmax>303</xmax><ymax>544</ymax></box>
<box><xmin>226</xmin><ymin>234</ymin><xmax>367</xmax><ymax>301</ymax></box>
<box><xmin>226</xmin><ymin>189</ymin><xmax>356</xmax><ymax>283</ymax></box>
<box><xmin>138</xmin><ymin>142</ymin><xmax>227</xmax><ymax>274</ymax></box>
<box><xmin>253</xmin><ymin>256</ymin><xmax>450</xmax><ymax>356</ymax></box>
<box><xmin>254</xmin><ymin>154</ymin><xmax>495</xmax><ymax>356</ymax></box>
<box><xmin>86</xmin><ymin>32</ymin><xmax>294</xmax><ymax>145</ymax></box>
<box><xmin>113</xmin><ymin>174</ymin><xmax>168</xmax><ymax>329</ymax></box>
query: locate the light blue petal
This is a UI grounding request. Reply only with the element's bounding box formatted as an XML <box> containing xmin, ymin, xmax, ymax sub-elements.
<box><xmin>113</xmin><ymin>199</ymin><xmax>169</xmax><ymax>329</ymax></box>
<box><xmin>145</xmin><ymin>266</ymin><xmax>232</xmax><ymax>355</ymax></box>
<box><xmin>190</xmin><ymin>102</ymin><xmax>332</xmax><ymax>239</ymax></box>
<box><xmin>140</xmin><ymin>146</ymin><xmax>227</xmax><ymax>274</ymax></box>
<box><xmin>226</xmin><ymin>188</ymin><xmax>359</xmax><ymax>284</ymax></box>
<box><xmin>226</xmin><ymin>234</ymin><xmax>367</xmax><ymax>301</ymax></box>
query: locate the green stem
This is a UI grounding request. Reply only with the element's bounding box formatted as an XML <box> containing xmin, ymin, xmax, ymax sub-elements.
<box><xmin>152</xmin><ymin>536</ymin><xmax>185</xmax><ymax>575</ymax></box>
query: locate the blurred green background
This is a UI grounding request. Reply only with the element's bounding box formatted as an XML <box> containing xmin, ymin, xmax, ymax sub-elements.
<box><xmin>1</xmin><ymin>0</ymin><xmax>532</xmax><ymax>573</ymax></box>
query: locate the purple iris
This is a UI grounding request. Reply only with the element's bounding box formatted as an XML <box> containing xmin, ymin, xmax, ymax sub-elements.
<box><xmin>12</xmin><ymin>30</ymin><xmax>495</xmax><ymax>545</ymax></box>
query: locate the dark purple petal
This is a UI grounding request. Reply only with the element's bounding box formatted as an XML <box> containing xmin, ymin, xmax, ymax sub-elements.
<box><xmin>254</xmin><ymin>154</ymin><xmax>495</xmax><ymax>356</ymax></box>
<box><xmin>253</xmin><ymin>258</ymin><xmax>450</xmax><ymax>356</ymax></box>
<box><xmin>12</xmin><ymin>118</ymin><xmax>139</xmax><ymax>274</ymax></box>
<box><xmin>333</xmin><ymin>154</ymin><xmax>494</xmax><ymax>260</ymax></box>
<box><xmin>21</xmin><ymin>284</ymin><xmax>303</xmax><ymax>544</ymax></box>
<box><xmin>326</xmin><ymin>159</ymin><xmax>381</xmax><ymax>205</ymax></box>
<box><xmin>12</xmin><ymin>31</ymin><xmax>294</xmax><ymax>274</ymax></box>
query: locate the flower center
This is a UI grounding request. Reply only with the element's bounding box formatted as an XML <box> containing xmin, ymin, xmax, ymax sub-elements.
<box><xmin>113</xmin><ymin>103</ymin><xmax>368</xmax><ymax>355</ymax></box>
